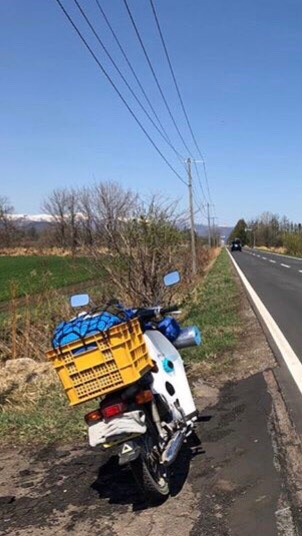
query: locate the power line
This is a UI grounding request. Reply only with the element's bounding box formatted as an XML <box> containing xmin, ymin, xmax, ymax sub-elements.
<box><xmin>149</xmin><ymin>0</ymin><xmax>213</xmax><ymax>203</ymax></box>
<box><xmin>192</xmin><ymin>186</ymin><xmax>207</xmax><ymax>218</ymax></box>
<box><xmin>192</xmin><ymin>183</ymin><xmax>204</xmax><ymax>209</ymax></box>
<box><xmin>201</xmin><ymin>160</ymin><xmax>213</xmax><ymax>205</ymax></box>
<box><xmin>94</xmin><ymin>0</ymin><xmax>172</xmax><ymax>145</ymax></box>
<box><xmin>193</xmin><ymin>160</ymin><xmax>208</xmax><ymax>203</ymax></box>
<box><xmin>53</xmin><ymin>0</ymin><xmax>188</xmax><ymax>187</ymax></box>
<box><xmin>122</xmin><ymin>0</ymin><xmax>194</xmax><ymax>158</ymax></box>
<box><xmin>72</xmin><ymin>0</ymin><xmax>185</xmax><ymax>164</ymax></box>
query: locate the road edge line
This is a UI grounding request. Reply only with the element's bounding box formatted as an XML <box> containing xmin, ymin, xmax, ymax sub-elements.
<box><xmin>227</xmin><ymin>248</ymin><xmax>302</xmax><ymax>396</ymax></box>
<box><xmin>246</xmin><ymin>247</ymin><xmax>302</xmax><ymax>262</ymax></box>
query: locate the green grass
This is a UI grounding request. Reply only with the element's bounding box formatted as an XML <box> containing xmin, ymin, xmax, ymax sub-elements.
<box><xmin>0</xmin><ymin>256</ymin><xmax>95</xmax><ymax>302</ymax></box>
<box><xmin>182</xmin><ymin>249</ymin><xmax>241</xmax><ymax>369</ymax></box>
<box><xmin>0</xmin><ymin>383</ymin><xmax>95</xmax><ymax>444</ymax></box>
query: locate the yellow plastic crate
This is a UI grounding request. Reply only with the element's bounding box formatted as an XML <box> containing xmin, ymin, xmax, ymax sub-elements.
<box><xmin>47</xmin><ymin>318</ymin><xmax>153</xmax><ymax>406</ymax></box>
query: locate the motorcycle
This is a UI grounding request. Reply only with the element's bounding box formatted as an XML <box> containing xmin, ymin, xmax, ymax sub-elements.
<box><xmin>49</xmin><ymin>271</ymin><xmax>201</xmax><ymax>504</ymax></box>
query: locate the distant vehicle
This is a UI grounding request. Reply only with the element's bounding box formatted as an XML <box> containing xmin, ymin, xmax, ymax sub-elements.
<box><xmin>231</xmin><ymin>238</ymin><xmax>242</xmax><ymax>252</ymax></box>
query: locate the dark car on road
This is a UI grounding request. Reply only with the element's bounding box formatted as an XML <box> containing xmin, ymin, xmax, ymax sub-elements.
<box><xmin>231</xmin><ymin>239</ymin><xmax>242</xmax><ymax>252</ymax></box>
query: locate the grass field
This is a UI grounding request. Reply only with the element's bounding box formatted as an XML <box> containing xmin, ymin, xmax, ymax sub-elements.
<box><xmin>182</xmin><ymin>248</ymin><xmax>241</xmax><ymax>370</ymax></box>
<box><xmin>0</xmin><ymin>256</ymin><xmax>95</xmax><ymax>302</ymax></box>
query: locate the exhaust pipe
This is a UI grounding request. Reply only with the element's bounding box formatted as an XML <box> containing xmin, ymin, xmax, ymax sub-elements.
<box><xmin>161</xmin><ymin>430</ymin><xmax>185</xmax><ymax>466</ymax></box>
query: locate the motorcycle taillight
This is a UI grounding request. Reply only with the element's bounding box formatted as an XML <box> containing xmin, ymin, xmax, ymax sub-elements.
<box><xmin>101</xmin><ymin>402</ymin><xmax>126</xmax><ymax>419</ymax></box>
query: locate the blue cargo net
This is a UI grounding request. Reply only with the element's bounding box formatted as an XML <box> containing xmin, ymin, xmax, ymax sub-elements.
<box><xmin>52</xmin><ymin>303</ymin><xmax>136</xmax><ymax>350</ymax></box>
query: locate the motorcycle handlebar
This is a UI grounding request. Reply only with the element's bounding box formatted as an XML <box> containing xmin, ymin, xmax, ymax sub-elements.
<box><xmin>160</xmin><ymin>304</ymin><xmax>179</xmax><ymax>315</ymax></box>
<box><xmin>136</xmin><ymin>304</ymin><xmax>179</xmax><ymax>319</ymax></box>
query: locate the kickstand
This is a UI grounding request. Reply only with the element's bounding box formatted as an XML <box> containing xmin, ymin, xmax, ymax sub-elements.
<box><xmin>190</xmin><ymin>445</ymin><xmax>205</xmax><ymax>456</ymax></box>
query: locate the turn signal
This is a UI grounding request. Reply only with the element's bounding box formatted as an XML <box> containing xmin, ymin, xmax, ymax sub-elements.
<box><xmin>84</xmin><ymin>409</ymin><xmax>102</xmax><ymax>425</ymax></box>
<box><xmin>135</xmin><ymin>390</ymin><xmax>153</xmax><ymax>405</ymax></box>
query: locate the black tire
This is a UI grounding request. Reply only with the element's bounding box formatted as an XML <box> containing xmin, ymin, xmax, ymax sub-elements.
<box><xmin>131</xmin><ymin>454</ymin><xmax>170</xmax><ymax>505</ymax></box>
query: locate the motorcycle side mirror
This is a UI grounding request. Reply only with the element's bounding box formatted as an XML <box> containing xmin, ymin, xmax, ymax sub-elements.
<box><xmin>163</xmin><ymin>270</ymin><xmax>181</xmax><ymax>287</ymax></box>
<box><xmin>70</xmin><ymin>293</ymin><xmax>90</xmax><ymax>308</ymax></box>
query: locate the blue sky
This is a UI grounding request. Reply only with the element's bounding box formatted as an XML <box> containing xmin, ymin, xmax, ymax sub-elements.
<box><xmin>0</xmin><ymin>0</ymin><xmax>301</xmax><ymax>226</ymax></box>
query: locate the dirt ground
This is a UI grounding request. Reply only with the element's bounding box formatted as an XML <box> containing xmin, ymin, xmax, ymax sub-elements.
<box><xmin>0</xmin><ymin>263</ymin><xmax>301</xmax><ymax>536</ymax></box>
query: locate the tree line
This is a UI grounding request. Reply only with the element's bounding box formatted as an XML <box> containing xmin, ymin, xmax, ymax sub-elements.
<box><xmin>1</xmin><ymin>183</ymin><xmax>138</xmax><ymax>251</ymax></box>
<box><xmin>229</xmin><ymin>212</ymin><xmax>302</xmax><ymax>256</ymax></box>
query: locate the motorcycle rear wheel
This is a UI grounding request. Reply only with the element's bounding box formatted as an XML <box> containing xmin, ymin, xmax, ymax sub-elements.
<box><xmin>131</xmin><ymin>455</ymin><xmax>170</xmax><ymax>504</ymax></box>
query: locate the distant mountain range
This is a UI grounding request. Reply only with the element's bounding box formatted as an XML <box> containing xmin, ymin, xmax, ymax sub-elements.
<box><xmin>12</xmin><ymin>215</ymin><xmax>234</xmax><ymax>240</ymax></box>
<box><xmin>195</xmin><ymin>224</ymin><xmax>233</xmax><ymax>240</ymax></box>
<box><xmin>12</xmin><ymin>214</ymin><xmax>53</xmax><ymax>232</ymax></box>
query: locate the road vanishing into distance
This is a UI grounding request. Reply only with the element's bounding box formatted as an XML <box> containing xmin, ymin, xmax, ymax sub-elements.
<box><xmin>230</xmin><ymin>248</ymin><xmax>302</xmax><ymax>362</ymax></box>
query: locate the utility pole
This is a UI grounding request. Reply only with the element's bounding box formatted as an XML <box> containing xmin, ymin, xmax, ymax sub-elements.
<box><xmin>186</xmin><ymin>158</ymin><xmax>197</xmax><ymax>275</ymax></box>
<box><xmin>211</xmin><ymin>216</ymin><xmax>218</xmax><ymax>247</ymax></box>
<box><xmin>206</xmin><ymin>202</ymin><xmax>211</xmax><ymax>247</ymax></box>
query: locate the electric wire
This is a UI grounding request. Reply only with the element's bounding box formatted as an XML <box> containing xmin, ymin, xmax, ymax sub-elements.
<box><xmin>72</xmin><ymin>0</ymin><xmax>186</xmax><ymax>164</ymax></box>
<box><xmin>122</xmin><ymin>0</ymin><xmax>195</xmax><ymax>158</ymax></box>
<box><xmin>201</xmin><ymin>160</ymin><xmax>213</xmax><ymax>204</ymax></box>
<box><xmin>149</xmin><ymin>0</ymin><xmax>213</xmax><ymax>203</ymax></box>
<box><xmin>94</xmin><ymin>0</ymin><xmax>172</xmax><ymax>144</ymax></box>
<box><xmin>53</xmin><ymin>0</ymin><xmax>188</xmax><ymax>186</ymax></box>
<box><xmin>192</xmin><ymin>185</ymin><xmax>207</xmax><ymax>218</ymax></box>
<box><xmin>193</xmin><ymin>160</ymin><xmax>208</xmax><ymax>203</ymax></box>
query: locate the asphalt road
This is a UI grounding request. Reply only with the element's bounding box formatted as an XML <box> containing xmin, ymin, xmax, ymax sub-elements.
<box><xmin>230</xmin><ymin>248</ymin><xmax>302</xmax><ymax>361</ymax></box>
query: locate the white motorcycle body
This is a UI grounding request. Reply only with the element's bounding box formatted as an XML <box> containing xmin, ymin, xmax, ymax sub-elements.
<box><xmin>88</xmin><ymin>329</ymin><xmax>197</xmax><ymax>448</ymax></box>
<box><xmin>144</xmin><ymin>330</ymin><xmax>197</xmax><ymax>424</ymax></box>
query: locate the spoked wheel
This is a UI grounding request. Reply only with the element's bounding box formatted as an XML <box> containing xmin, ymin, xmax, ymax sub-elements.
<box><xmin>130</xmin><ymin>435</ymin><xmax>170</xmax><ymax>504</ymax></box>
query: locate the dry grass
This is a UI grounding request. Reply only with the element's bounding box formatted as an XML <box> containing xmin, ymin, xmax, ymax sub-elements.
<box><xmin>0</xmin><ymin>246</ymin><xmax>109</xmax><ymax>257</ymax></box>
<box><xmin>0</xmin><ymin>359</ymin><xmax>56</xmax><ymax>406</ymax></box>
<box><xmin>0</xmin><ymin>279</ymin><xmax>112</xmax><ymax>364</ymax></box>
<box><xmin>256</xmin><ymin>246</ymin><xmax>286</xmax><ymax>254</ymax></box>
<box><xmin>0</xmin><ymin>289</ymin><xmax>71</xmax><ymax>363</ymax></box>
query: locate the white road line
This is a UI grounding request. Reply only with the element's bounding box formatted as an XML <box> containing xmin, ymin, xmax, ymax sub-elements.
<box><xmin>227</xmin><ymin>249</ymin><xmax>302</xmax><ymax>396</ymax></box>
<box><xmin>281</xmin><ymin>263</ymin><xmax>291</xmax><ymax>269</ymax></box>
<box><xmin>253</xmin><ymin>249</ymin><xmax>302</xmax><ymax>262</ymax></box>
<box><xmin>299</xmin><ymin>270</ymin><xmax>302</xmax><ymax>274</ymax></box>
<box><xmin>262</xmin><ymin>256</ymin><xmax>267</xmax><ymax>260</ymax></box>
<box><xmin>269</xmin><ymin>260</ymin><xmax>276</xmax><ymax>264</ymax></box>
<box><xmin>257</xmin><ymin>255</ymin><xmax>261</xmax><ymax>258</ymax></box>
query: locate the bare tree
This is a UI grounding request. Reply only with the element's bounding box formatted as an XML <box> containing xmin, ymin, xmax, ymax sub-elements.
<box><xmin>78</xmin><ymin>186</ymin><xmax>94</xmax><ymax>246</ymax></box>
<box><xmin>75</xmin><ymin>181</ymin><xmax>195</xmax><ymax>304</ymax></box>
<box><xmin>93</xmin><ymin>181</ymin><xmax>138</xmax><ymax>248</ymax></box>
<box><xmin>43</xmin><ymin>189</ymin><xmax>69</xmax><ymax>248</ymax></box>
<box><xmin>0</xmin><ymin>196</ymin><xmax>18</xmax><ymax>247</ymax></box>
<box><xmin>66</xmin><ymin>188</ymin><xmax>80</xmax><ymax>254</ymax></box>
<box><xmin>43</xmin><ymin>188</ymin><xmax>80</xmax><ymax>252</ymax></box>
<box><xmin>98</xmin><ymin>194</ymin><xmax>189</xmax><ymax>305</ymax></box>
